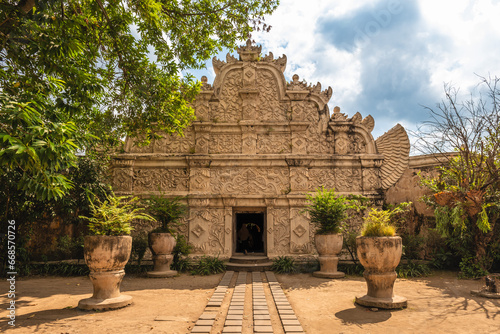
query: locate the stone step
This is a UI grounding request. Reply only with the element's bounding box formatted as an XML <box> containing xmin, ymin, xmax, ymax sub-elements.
<box><xmin>229</xmin><ymin>255</ymin><xmax>270</xmax><ymax>264</ymax></box>
<box><xmin>225</xmin><ymin>262</ymin><xmax>273</xmax><ymax>272</ymax></box>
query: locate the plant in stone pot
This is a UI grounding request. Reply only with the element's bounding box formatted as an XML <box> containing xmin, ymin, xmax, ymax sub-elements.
<box><xmin>78</xmin><ymin>191</ymin><xmax>154</xmax><ymax>310</ymax></box>
<box><xmin>304</xmin><ymin>187</ymin><xmax>355</xmax><ymax>279</ymax></box>
<box><xmin>355</xmin><ymin>203</ymin><xmax>410</xmax><ymax>309</ymax></box>
<box><xmin>144</xmin><ymin>194</ymin><xmax>187</xmax><ymax>278</ymax></box>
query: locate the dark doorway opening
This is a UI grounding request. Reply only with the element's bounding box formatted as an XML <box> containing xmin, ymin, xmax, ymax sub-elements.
<box><xmin>235</xmin><ymin>212</ymin><xmax>265</xmax><ymax>254</ymax></box>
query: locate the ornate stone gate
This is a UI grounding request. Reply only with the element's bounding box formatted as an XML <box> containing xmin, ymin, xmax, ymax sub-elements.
<box><xmin>112</xmin><ymin>40</ymin><xmax>410</xmax><ymax>258</ymax></box>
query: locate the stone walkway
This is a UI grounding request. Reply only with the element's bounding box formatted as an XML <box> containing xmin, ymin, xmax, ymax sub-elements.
<box><xmin>191</xmin><ymin>271</ymin><xmax>305</xmax><ymax>334</ymax></box>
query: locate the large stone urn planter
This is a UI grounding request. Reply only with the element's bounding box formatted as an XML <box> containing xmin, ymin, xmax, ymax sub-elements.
<box><xmin>78</xmin><ymin>235</ymin><xmax>133</xmax><ymax>310</ymax></box>
<box><xmin>313</xmin><ymin>233</ymin><xmax>345</xmax><ymax>278</ymax></box>
<box><xmin>355</xmin><ymin>236</ymin><xmax>407</xmax><ymax>309</ymax></box>
<box><xmin>147</xmin><ymin>232</ymin><xmax>177</xmax><ymax>278</ymax></box>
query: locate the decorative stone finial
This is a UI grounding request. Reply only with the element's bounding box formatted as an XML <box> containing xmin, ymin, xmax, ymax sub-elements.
<box><xmin>237</xmin><ymin>39</ymin><xmax>262</xmax><ymax>61</ymax></box>
<box><xmin>200</xmin><ymin>75</ymin><xmax>212</xmax><ymax>91</ymax></box>
<box><xmin>334</xmin><ymin>106</ymin><xmax>341</xmax><ymax>113</ymax></box>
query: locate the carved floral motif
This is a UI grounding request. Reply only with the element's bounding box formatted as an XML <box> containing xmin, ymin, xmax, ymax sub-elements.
<box><xmin>257</xmin><ymin>133</ymin><xmax>291</xmax><ymax>154</ymax></box>
<box><xmin>133</xmin><ymin>169</ymin><xmax>188</xmax><ymax>192</ymax></box>
<box><xmin>214</xmin><ymin>70</ymin><xmax>242</xmax><ymax>122</ymax></box>
<box><xmin>308</xmin><ymin>169</ymin><xmax>336</xmax><ymax>190</ymax></box>
<box><xmin>211</xmin><ymin>168</ymin><xmax>289</xmax><ymax>195</ymax></box>
<box><xmin>189</xmin><ymin>208</ymin><xmax>225</xmax><ymax>254</ymax></box>
<box><xmin>336</xmin><ymin>169</ymin><xmax>362</xmax><ymax>192</ymax></box>
<box><xmin>190</xmin><ymin>169</ymin><xmax>211</xmax><ymax>192</ymax></box>
<box><xmin>257</xmin><ymin>70</ymin><xmax>287</xmax><ymax>122</ymax></box>
<box><xmin>154</xmin><ymin>129</ymin><xmax>194</xmax><ymax>153</ymax></box>
<box><xmin>271</xmin><ymin>208</ymin><xmax>290</xmax><ymax>255</ymax></box>
<box><xmin>113</xmin><ymin>168</ymin><xmax>133</xmax><ymax>192</ymax></box>
<box><xmin>209</xmin><ymin>134</ymin><xmax>242</xmax><ymax>154</ymax></box>
<box><xmin>306</xmin><ymin>123</ymin><xmax>333</xmax><ymax>154</ymax></box>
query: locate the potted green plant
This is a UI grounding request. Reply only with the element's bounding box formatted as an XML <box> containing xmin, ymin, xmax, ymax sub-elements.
<box><xmin>304</xmin><ymin>187</ymin><xmax>351</xmax><ymax>279</ymax></box>
<box><xmin>355</xmin><ymin>203</ymin><xmax>410</xmax><ymax>309</ymax></box>
<box><xmin>145</xmin><ymin>194</ymin><xmax>187</xmax><ymax>278</ymax></box>
<box><xmin>78</xmin><ymin>191</ymin><xmax>154</xmax><ymax>310</ymax></box>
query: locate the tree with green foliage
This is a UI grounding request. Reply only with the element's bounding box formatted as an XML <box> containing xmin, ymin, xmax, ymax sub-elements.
<box><xmin>0</xmin><ymin>0</ymin><xmax>278</xmax><ymax>200</ymax></box>
<box><xmin>416</xmin><ymin>76</ymin><xmax>500</xmax><ymax>277</ymax></box>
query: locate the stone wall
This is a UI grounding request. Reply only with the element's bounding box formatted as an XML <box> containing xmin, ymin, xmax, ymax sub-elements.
<box><xmin>112</xmin><ymin>41</ymin><xmax>411</xmax><ymax>258</ymax></box>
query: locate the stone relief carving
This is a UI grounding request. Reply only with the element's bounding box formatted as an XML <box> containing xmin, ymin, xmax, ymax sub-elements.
<box><xmin>271</xmin><ymin>208</ymin><xmax>290</xmax><ymax>255</ymax></box>
<box><xmin>336</xmin><ymin>168</ymin><xmax>362</xmax><ymax>192</ymax></box>
<box><xmin>213</xmin><ymin>70</ymin><xmax>242</xmax><ymax>122</ymax></box>
<box><xmin>257</xmin><ymin>133</ymin><xmax>291</xmax><ymax>154</ymax></box>
<box><xmin>209</xmin><ymin>134</ymin><xmax>242</xmax><ymax>154</ymax></box>
<box><xmin>153</xmin><ymin>129</ymin><xmax>194</xmax><ymax>154</ymax></box>
<box><xmin>114</xmin><ymin>40</ymin><xmax>411</xmax><ymax>258</ymax></box>
<box><xmin>308</xmin><ymin>169</ymin><xmax>336</xmax><ymax>190</ymax></box>
<box><xmin>132</xmin><ymin>169</ymin><xmax>188</xmax><ymax>192</ymax></box>
<box><xmin>211</xmin><ymin>167</ymin><xmax>289</xmax><ymax>195</ymax></box>
<box><xmin>306</xmin><ymin>124</ymin><xmax>334</xmax><ymax>154</ymax></box>
<box><xmin>363</xmin><ymin>168</ymin><xmax>381</xmax><ymax>191</ymax></box>
<box><xmin>290</xmin><ymin>208</ymin><xmax>313</xmax><ymax>254</ymax></box>
<box><xmin>189</xmin><ymin>208</ymin><xmax>225</xmax><ymax>254</ymax></box>
<box><xmin>261</xmin><ymin>52</ymin><xmax>287</xmax><ymax>72</ymax></box>
<box><xmin>290</xmin><ymin>168</ymin><xmax>309</xmax><ymax>192</ymax></box>
<box><xmin>257</xmin><ymin>70</ymin><xmax>287</xmax><ymax>122</ymax></box>
<box><xmin>113</xmin><ymin>168</ymin><xmax>133</xmax><ymax>192</ymax></box>
<box><xmin>190</xmin><ymin>168</ymin><xmax>211</xmax><ymax>192</ymax></box>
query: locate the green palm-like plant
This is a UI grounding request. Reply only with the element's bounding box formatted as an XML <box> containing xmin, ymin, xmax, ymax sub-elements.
<box><xmin>80</xmin><ymin>191</ymin><xmax>154</xmax><ymax>236</ymax></box>
<box><xmin>304</xmin><ymin>187</ymin><xmax>354</xmax><ymax>234</ymax></box>
<box><xmin>145</xmin><ymin>194</ymin><xmax>187</xmax><ymax>233</ymax></box>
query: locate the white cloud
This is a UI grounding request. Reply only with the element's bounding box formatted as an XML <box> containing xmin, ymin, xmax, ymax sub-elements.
<box><xmin>187</xmin><ymin>0</ymin><xmax>500</xmax><ymax>146</ymax></box>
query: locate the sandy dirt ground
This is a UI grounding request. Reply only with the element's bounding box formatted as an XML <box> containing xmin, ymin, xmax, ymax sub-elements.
<box><xmin>0</xmin><ymin>271</ymin><xmax>499</xmax><ymax>333</ymax></box>
<box><xmin>277</xmin><ymin>271</ymin><xmax>500</xmax><ymax>334</ymax></box>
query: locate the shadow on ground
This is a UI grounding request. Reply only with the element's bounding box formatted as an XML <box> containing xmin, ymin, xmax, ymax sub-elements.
<box><xmin>335</xmin><ymin>305</ymin><xmax>396</xmax><ymax>326</ymax></box>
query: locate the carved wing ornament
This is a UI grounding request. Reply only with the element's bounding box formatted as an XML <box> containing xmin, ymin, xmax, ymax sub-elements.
<box><xmin>375</xmin><ymin>124</ymin><xmax>410</xmax><ymax>189</ymax></box>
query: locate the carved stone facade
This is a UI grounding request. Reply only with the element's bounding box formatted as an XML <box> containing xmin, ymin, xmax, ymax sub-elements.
<box><xmin>112</xmin><ymin>41</ymin><xmax>410</xmax><ymax>258</ymax></box>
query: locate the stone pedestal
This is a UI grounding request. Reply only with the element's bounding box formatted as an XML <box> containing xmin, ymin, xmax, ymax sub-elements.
<box><xmin>147</xmin><ymin>233</ymin><xmax>178</xmax><ymax>278</ymax></box>
<box><xmin>355</xmin><ymin>236</ymin><xmax>407</xmax><ymax>309</ymax></box>
<box><xmin>313</xmin><ymin>233</ymin><xmax>345</xmax><ymax>279</ymax></box>
<box><xmin>148</xmin><ymin>254</ymin><xmax>177</xmax><ymax>278</ymax></box>
<box><xmin>78</xmin><ymin>236</ymin><xmax>133</xmax><ymax>310</ymax></box>
<box><xmin>78</xmin><ymin>270</ymin><xmax>133</xmax><ymax>310</ymax></box>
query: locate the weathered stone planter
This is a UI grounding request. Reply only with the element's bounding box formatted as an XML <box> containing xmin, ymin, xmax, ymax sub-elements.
<box><xmin>355</xmin><ymin>236</ymin><xmax>407</xmax><ymax>309</ymax></box>
<box><xmin>313</xmin><ymin>233</ymin><xmax>345</xmax><ymax>278</ymax></box>
<box><xmin>147</xmin><ymin>232</ymin><xmax>177</xmax><ymax>278</ymax></box>
<box><xmin>78</xmin><ymin>235</ymin><xmax>133</xmax><ymax>310</ymax></box>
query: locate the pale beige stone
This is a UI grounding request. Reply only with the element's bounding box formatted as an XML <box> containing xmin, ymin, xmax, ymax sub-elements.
<box><xmin>113</xmin><ymin>40</ymin><xmax>411</xmax><ymax>259</ymax></box>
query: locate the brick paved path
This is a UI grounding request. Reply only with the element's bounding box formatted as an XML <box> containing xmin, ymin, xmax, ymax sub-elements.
<box><xmin>191</xmin><ymin>271</ymin><xmax>305</xmax><ymax>334</ymax></box>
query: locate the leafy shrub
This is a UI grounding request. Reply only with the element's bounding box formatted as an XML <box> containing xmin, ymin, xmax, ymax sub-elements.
<box><xmin>80</xmin><ymin>191</ymin><xmax>154</xmax><ymax>236</ymax></box>
<box><xmin>397</xmin><ymin>261</ymin><xmax>431</xmax><ymax>278</ymax></box>
<box><xmin>191</xmin><ymin>256</ymin><xmax>226</xmax><ymax>276</ymax></box>
<box><xmin>429</xmin><ymin>247</ymin><xmax>460</xmax><ymax>270</ymax></box>
<box><xmin>172</xmin><ymin>234</ymin><xmax>192</xmax><ymax>272</ymax></box>
<box><xmin>131</xmin><ymin>233</ymin><xmax>148</xmax><ymax>265</ymax></box>
<box><xmin>144</xmin><ymin>194</ymin><xmax>186</xmax><ymax>233</ymax></box>
<box><xmin>458</xmin><ymin>256</ymin><xmax>489</xmax><ymax>279</ymax></box>
<box><xmin>271</xmin><ymin>256</ymin><xmax>297</xmax><ymax>274</ymax></box>
<box><xmin>304</xmin><ymin>187</ymin><xmax>367</xmax><ymax>234</ymax></box>
<box><xmin>360</xmin><ymin>203</ymin><xmax>411</xmax><ymax>237</ymax></box>
<box><xmin>338</xmin><ymin>262</ymin><xmax>364</xmax><ymax>276</ymax></box>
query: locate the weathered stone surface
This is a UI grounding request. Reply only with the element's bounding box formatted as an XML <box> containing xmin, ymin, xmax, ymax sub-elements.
<box><xmin>356</xmin><ymin>236</ymin><xmax>407</xmax><ymax>309</ymax></box>
<box><xmin>78</xmin><ymin>236</ymin><xmax>133</xmax><ymax>310</ymax></box>
<box><xmin>113</xmin><ymin>40</ymin><xmax>411</xmax><ymax>258</ymax></box>
<box><xmin>313</xmin><ymin>233</ymin><xmax>345</xmax><ymax>279</ymax></box>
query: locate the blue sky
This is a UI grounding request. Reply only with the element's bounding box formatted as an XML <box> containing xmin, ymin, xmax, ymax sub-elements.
<box><xmin>186</xmin><ymin>0</ymin><xmax>500</xmax><ymax>150</ymax></box>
